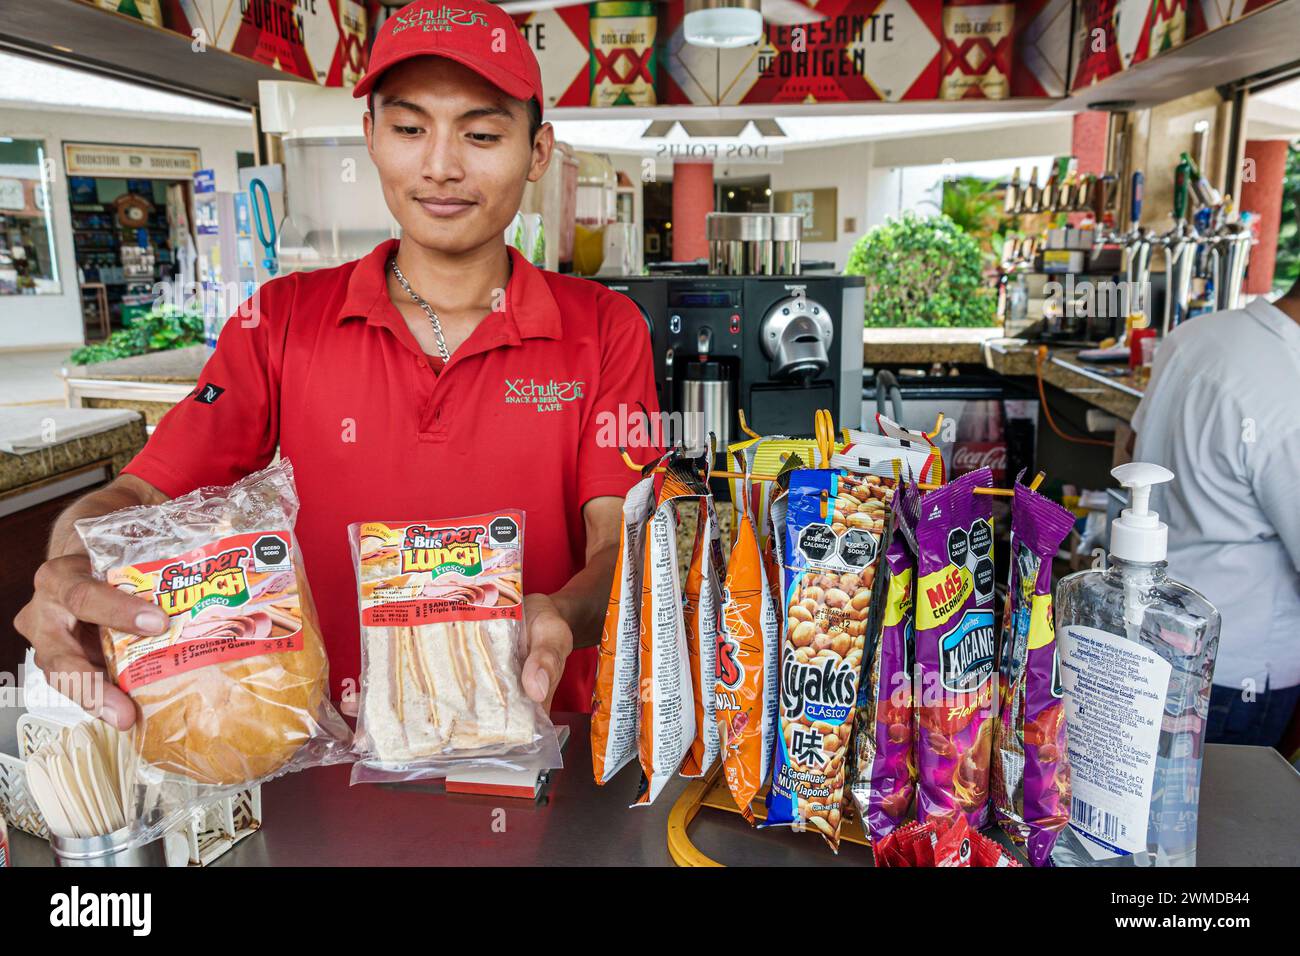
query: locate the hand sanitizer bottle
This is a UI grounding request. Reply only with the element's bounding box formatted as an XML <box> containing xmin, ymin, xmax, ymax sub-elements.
<box><xmin>1052</xmin><ymin>463</ymin><xmax>1220</xmax><ymax>867</ymax></box>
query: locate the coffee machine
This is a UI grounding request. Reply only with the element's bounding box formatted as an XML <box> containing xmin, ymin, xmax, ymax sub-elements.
<box><xmin>595</xmin><ymin>213</ymin><xmax>864</xmax><ymax>454</ymax></box>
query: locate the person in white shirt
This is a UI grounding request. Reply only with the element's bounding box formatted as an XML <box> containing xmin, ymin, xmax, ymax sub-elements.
<box><xmin>1131</xmin><ymin>278</ymin><xmax>1300</xmax><ymax>748</ymax></box>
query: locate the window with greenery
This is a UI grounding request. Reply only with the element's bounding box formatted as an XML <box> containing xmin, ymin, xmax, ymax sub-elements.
<box><xmin>1275</xmin><ymin>142</ymin><xmax>1299</xmax><ymax>295</ymax></box>
<box><xmin>0</xmin><ymin>138</ymin><xmax>60</xmax><ymax>295</ymax></box>
<box><xmin>844</xmin><ymin>212</ymin><xmax>997</xmax><ymax>328</ymax></box>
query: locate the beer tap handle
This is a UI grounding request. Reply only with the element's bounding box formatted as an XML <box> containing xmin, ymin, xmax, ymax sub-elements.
<box><xmin>1173</xmin><ymin>159</ymin><xmax>1189</xmax><ymax>226</ymax></box>
<box><xmin>1130</xmin><ymin>170</ymin><xmax>1144</xmax><ymax>230</ymax></box>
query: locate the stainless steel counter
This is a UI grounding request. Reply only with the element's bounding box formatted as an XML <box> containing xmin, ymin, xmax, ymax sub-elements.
<box><xmin>5</xmin><ymin>708</ymin><xmax>1298</xmax><ymax>866</ymax></box>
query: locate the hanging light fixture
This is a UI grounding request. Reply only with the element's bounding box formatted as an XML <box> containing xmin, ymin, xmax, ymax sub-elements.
<box><xmin>683</xmin><ymin>0</ymin><xmax>763</xmax><ymax>48</ymax></box>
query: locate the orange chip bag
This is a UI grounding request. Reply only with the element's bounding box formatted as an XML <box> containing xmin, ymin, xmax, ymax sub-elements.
<box><xmin>680</xmin><ymin>495</ymin><xmax>723</xmax><ymax>778</ymax></box>
<box><xmin>591</xmin><ymin>465</ymin><xmax>658</xmax><ymax>785</ymax></box>
<box><xmin>715</xmin><ymin>460</ymin><xmax>777</xmax><ymax>823</ymax></box>
<box><xmin>633</xmin><ymin>460</ymin><xmax>707</xmax><ymax>806</ymax></box>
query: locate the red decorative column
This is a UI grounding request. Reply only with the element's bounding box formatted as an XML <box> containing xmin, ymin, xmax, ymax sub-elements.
<box><xmin>671</xmin><ymin>160</ymin><xmax>714</xmax><ymax>261</ymax></box>
<box><xmin>1071</xmin><ymin>111</ymin><xmax>1109</xmax><ymax>175</ymax></box>
<box><xmin>1240</xmin><ymin>139</ymin><xmax>1289</xmax><ymax>295</ymax></box>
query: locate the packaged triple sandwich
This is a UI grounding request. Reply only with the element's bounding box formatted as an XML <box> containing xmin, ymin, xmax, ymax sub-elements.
<box><xmin>991</xmin><ymin>476</ymin><xmax>1077</xmax><ymax>865</ymax></box>
<box><xmin>850</xmin><ymin>482</ymin><xmax>920</xmax><ymax>842</ymax></box>
<box><xmin>913</xmin><ymin>467</ymin><xmax>997</xmax><ymax>830</ymax></box>
<box><xmin>75</xmin><ymin>460</ymin><xmax>353</xmax><ymax>831</ymax></box>
<box><xmin>715</xmin><ymin>456</ymin><xmax>778</xmax><ymax>822</ymax></box>
<box><xmin>632</xmin><ymin>459</ymin><xmax>706</xmax><ymax>806</ymax></box>
<box><xmin>679</xmin><ymin>494</ymin><xmax>724</xmax><ymax>778</ymax></box>
<box><xmin>348</xmin><ymin>511</ymin><xmax>561</xmax><ymax>782</ymax></box>
<box><xmin>592</xmin><ymin>464</ymin><xmax>660</xmax><ymax>785</ymax></box>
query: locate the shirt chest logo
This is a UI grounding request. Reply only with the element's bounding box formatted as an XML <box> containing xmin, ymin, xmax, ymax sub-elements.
<box><xmin>504</xmin><ymin>378</ymin><xmax>584</xmax><ymax>413</ymax></box>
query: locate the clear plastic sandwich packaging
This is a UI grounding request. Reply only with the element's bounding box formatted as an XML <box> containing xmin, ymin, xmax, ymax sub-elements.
<box><xmin>348</xmin><ymin>511</ymin><xmax>562</xmax><ymax>783</ymax></box>
<box><xmin>75</xmin><ymin>460</ymin><xmax>354</xmax><ymax>842</ymax></box>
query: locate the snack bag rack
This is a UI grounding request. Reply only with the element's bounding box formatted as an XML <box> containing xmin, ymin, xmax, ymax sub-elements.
<box><xmin>667</xmin><ymin>764</ymin><xmax>871</xmax><ymax>866</ymax></box>
<box><xmin>0</xmin><ymin>713</ymin><xmax>261</xmax><ymax>867</ymax></box>
<box><xmin>624</xmin><ymin>410</ymin><xmax>1039</xmax><ymax>867</ymax></box>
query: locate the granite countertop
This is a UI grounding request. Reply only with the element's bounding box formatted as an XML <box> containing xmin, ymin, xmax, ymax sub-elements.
<box><xmin>863</xmin><ymin>327</ymin><xmax>1001</xmax><ymax>365</ymax></box>
<box><xmin>983</xmin><ymin>340</ymin><xmax>1143</xmax><ymax>422</ymax></box>
<box><xmin>68</xmin><ymin>345</ymin><xmax>209</xmax><ymax>384</ymax></box>
<box><xmin>862</xmin><ymin>329</ymin><xmax>1143</xmax><ymax>423</ymax></box>
<box><xmin>0</xmin><ymin>409</ymin><xmax>146</xmax><ymax>496</ymax></box>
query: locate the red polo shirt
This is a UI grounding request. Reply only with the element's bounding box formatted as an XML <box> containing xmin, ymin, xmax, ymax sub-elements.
<box><xmin>121</xmin><ymin>239</ymin><xmax>659</xmax><ymax>713</ymax></box>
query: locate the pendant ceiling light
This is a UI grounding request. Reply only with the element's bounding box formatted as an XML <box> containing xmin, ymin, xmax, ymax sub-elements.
<box><xmin>683</xmin><ymin>0</ymin><xmax>763</xmax><ymax>48</ymax></box>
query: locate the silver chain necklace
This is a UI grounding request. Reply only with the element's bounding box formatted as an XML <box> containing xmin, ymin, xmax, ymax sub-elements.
<box><xmin>390</xmin><ymin>258</ymin><xmax>451</xmax><ymax>363</ymax></box>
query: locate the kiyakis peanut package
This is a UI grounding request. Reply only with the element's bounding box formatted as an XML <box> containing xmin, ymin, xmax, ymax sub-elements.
<box><xmin>851</xmin><ymin>482</ymin><xmax>920</xmax><ymax>842</ymax></box>
<box><xmin>349</xmin><ymin>511</ymin><xmax>561</xmax><ymax>782</ymax></box>
<box><xmin>592</xmin><ymin>465</ymin><xmax>660</xmax><ymax>785</ymax></box>
<box><xmin>913</xmin><ymin>467</ymin><xmax>998</xmax><ymax>830</ymax></box>
<box><xmin>764</xmin><ymin>430</ymin><xmax>933</xmax><ymax>851</ymax></box>
<box><xmin>992</xmin><ymin>477</ymin><xmax>1078</xmax><ymax>865</ymax></box>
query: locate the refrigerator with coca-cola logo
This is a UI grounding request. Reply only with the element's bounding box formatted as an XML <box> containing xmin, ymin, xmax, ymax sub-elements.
<box><xmin>866</xmin><ymin>372</ymin><xmax>1038</xmax><ymax>486</ymax></box>
<box><xmin>866</xmin><ymin>372</ymin><xmax>1039</xmax><ymax>601</ymax></box>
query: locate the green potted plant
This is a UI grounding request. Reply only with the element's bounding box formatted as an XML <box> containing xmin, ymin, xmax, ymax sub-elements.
<box><xmin>844</xmin><ymin>212</ymin><xmax>997</xmax><ymax>328</ymax></box>
<box><xmin>71</xmin><ymin>303</ymin><xmax>205</xmax><ymax>366</ymax></box>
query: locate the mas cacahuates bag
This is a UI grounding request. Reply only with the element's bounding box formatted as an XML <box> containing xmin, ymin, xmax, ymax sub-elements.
<box><xmin>851</xmin><ymin>482</ymin><xmax>920</xmax><ymax>842</ymax></box>
<box><xmin>75</xmin><ymin>459</ymin><xmax>353</xmax><ymax>835</ymax></box>
<box><xmin>349</xmin><ymin>511</ymin><xmax>561</xmax><ymax>783</ymax></box>
<box><xmin>913</xmin><ymin>467</ymin><xmax>997</xmax><ymax>830</ymax></box>
<box><xmin>992</xmin><ymin>478</ymin><xmax>1077</xmax><ymax>865</ymax></box>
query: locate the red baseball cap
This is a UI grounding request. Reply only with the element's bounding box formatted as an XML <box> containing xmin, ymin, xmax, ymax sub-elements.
<box><xmin>354</xmin><ymin>0</ymin><xmax>545</xmax><ymax>115</ymax></box>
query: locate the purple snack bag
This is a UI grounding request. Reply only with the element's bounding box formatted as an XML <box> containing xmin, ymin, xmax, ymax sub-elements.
<box><xmin>850</xmin><ymin>484</ymin><xmax>918</xmax><ymax>841</ymax></box>
<box><xmin>913</xmin><ymin>467</ymin><xmax>996</xmax><ymax>831</ymax></box>
<box><xmin>992</xmin><ymin>478</ymin><xmax>1077</xmax><ymax>866</ymax></box>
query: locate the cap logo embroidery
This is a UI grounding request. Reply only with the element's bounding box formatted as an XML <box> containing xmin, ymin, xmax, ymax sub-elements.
<box><xmin>393</xmin><ymin>6</ymin><xmax>489</xmax><ymax>34</ymax></box>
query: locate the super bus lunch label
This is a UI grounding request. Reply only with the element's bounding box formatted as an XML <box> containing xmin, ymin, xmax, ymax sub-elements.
<box><xmin>106</xmin><ymin>529</ymin><xmax>303</xmax><ymax>691</ymax></box>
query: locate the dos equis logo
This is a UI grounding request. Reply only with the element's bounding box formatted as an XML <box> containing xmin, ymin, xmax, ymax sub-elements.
<box><xmin>400</xmin><ymin>524</ymin><xmax>485</xmax><ymax>576</ymax></box>
<box><xmin>156</xmin><ymin>548</ymin><xmax>251</xmax><ymax>617</ymax></box>
<box><xmin>392</xmin><ymin>6</ymin><xmax>488</xmax><ymax>34</ymax></box>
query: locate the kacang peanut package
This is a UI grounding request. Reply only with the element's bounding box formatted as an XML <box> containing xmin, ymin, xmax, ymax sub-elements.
<box><xmin>715</xmin><ymin>459</ymin><xmax>778</xmax><ymax>823</ymax></box>
<box><xmin>75</xmin><ymin>460</ymin><xmax>353</xmax><ymax>832</ymax></box>
<box><xmin>592</xmin><ymin>465</ymin><xmax>659</xmax><ymax>785</ymax></box>
<box><xmin>680</xmin><ymin>495</ymin><xmax>723</xmax><ymax>778</ymax></box>
<box><xmin>992</xmin><ymin>477</ymin><xmax>1077</xmax><ymax>865</ymax></box>
<box><xmin>913</xmin><ymin>467</ymin><xmax>998</xmax><ymax>830</ymax></box>
<box><xmin>633</xmin><ymin>460</ymin><xmax>706</xmax><ymax>807</ymax></box>
<box><xmin>349</xmin><ymin>511</ymin><xmax>561</xmax><ymax>782</ymax></box>
<box><xmin>851</xmin><ymin>482</ymin><xmax>919</xmax><ymax>842</ymax></box>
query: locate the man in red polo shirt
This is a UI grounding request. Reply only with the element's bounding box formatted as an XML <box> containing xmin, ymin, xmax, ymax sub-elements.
<box><xmin>15</xmin><ymin>0</ymin><xmax>658</xmax><ymax>727</ymax></box>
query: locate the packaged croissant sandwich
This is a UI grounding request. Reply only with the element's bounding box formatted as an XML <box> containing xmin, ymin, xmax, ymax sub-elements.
<box><xmin>349</xmin><ymin>511</ymin><xmax>561</xmax><ymax>782</ymax></box>
<box><xmin>75</xmin><ymin>460</ymin><xmax>353</xmax><ymax>825</ymax></box>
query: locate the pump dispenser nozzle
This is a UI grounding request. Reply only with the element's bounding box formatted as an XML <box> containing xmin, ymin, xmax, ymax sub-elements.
<box><xmin>1110</xmin><ymin>462</ymin><xmax>1174</xmax><ymax>562</ymax></box>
